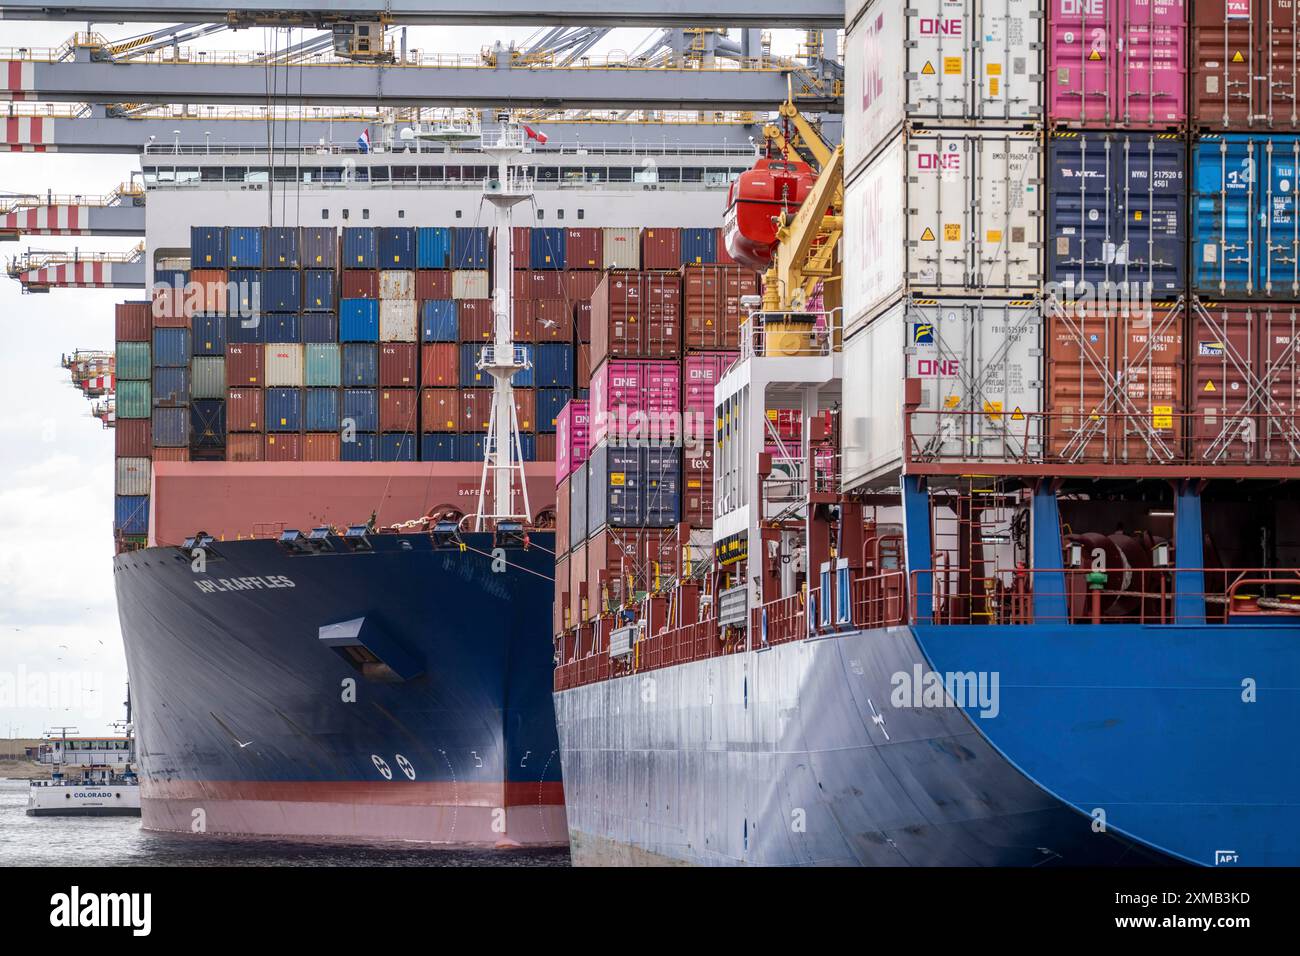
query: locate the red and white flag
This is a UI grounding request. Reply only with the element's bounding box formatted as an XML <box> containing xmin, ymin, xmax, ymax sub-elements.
<box><xmin>522</xmin><ymin>125</ymin><xmax>548</xmax><ymax>145</ymax></box>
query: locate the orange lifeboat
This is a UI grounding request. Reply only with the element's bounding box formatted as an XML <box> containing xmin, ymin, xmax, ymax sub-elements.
<box><xmin>722</xmin><ymin>156</ymin><xmax>816</xmax><ymax>270</ymax></box>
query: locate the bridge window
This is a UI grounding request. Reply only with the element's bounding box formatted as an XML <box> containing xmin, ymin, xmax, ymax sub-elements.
<box><xmin>607</xmin><ymin>167</ymin><xmax>632</xmax><ymax>183</ymax></box>
<box><xmin>658</xmin><ymin>168</ymin><xmax>681</xmax><ymax>183</ymax></box>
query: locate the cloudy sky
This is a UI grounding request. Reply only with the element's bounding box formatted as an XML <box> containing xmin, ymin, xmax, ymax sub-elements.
<box><xmin>0</xmin><ymin>20</ymin><xmax>803</xmax><ymax>737</ymax></box>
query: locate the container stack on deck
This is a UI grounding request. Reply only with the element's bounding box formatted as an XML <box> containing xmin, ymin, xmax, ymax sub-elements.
<box><xmin>550</xmin><ymin>234</ymin><xmax>757</xmax><ymax>646</ymax></box>
<box><xmin>840</xmin><ymin>0</ymin><xmax>1300</xmax><ymax>488</ymax></box>
<box><xmin>111</xmin><ymin>224</ymin><xmax>744</xmax><ymax>551</ymax></box>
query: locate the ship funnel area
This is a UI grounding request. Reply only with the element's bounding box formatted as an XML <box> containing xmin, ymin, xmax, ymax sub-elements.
<box><xmin>472</xmin><ymin>119</ymin><xmax>534</xmax><ymax>532</ymax></box>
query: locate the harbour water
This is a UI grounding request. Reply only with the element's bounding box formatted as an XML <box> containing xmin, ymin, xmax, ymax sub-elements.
<box><xmin>0</xmin><ymin>780</ymin><xmax>569</xmax><ymax>867</ymax></box>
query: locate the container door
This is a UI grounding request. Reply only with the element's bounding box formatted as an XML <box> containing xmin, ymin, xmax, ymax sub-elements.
<box><xmin>1193</xmin><ymin>134</ymin><xmax>1257</xmax><ymax>295</ymax></box>
<box><xmin>949</xmin><ymin>131</ymin><xmax>1041</xmax><ymax>294</ymax></box>
<box><xmin>972</xmin><ymin>0</ymin><xmax>1043</xmax><ymax>123</ymax></box>
<box><xmin>1260</xmin><ymin>135</ymin><xmax>1300</xmax><ymax>295</ymax></box>
<box><xmin>1256</xmin><ymin>304</ymin><xmax>1300</xmax><ymax>462</ymax></box>
<box><xmin>1263</xmin><ymin>0</ymin><xmax>1300</xmax><ymax>130</ymax></box>
<box><xmin>1119</xmin><ymin>0</ymin><xmax>1187</xmax><ymax>129</ymax></box>
<box><xmin>1048</xmin><ymin>0</ymin><xmax>1111</xmax><ymax>126</ymax></box>
<box><xmin>1191</xmin><ymin>301</ymin><xmax>1258</xmax><ymax>462</ymax></box>
<box><xmin>1048</xmin><ymin>131</ymin><xmax>1113</xmax><ymax>290</ymax></box>
<box><xmin>906</xmin><ymin>0</ymin><xmax>968</xmax><ymax>123</ymax></box>
<box><xmin>1118</xmin><ymin>133</ymin><xmax>1186</xmax><ymax>295</ymax></box>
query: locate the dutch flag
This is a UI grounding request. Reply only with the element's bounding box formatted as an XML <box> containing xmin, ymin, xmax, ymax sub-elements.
<box><xmin>357</xmin><ymin>129</ymin><xmax>371</xmax><ymax>154</ymax></box>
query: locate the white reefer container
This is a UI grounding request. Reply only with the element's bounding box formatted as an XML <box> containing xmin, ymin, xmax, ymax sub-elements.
<box><xmin>452</xmin><ymin>270</ymin><xmax>490</xmax><ymax>299</ymax></box>
<box><xmin>379</xmin><ymin>299</ymin><xmax>418</xmax><ymax>342</ymax></box>
<box><xmin>845</xmin><ymin>0</ymin><xmax>1044</xmax><ymax>178</ymax></box>
<box><xmin>841</xmin><ymin>295</ymin><xmax>1044</xmax><ymax>490</ymax></box>
<box><xmin>843</xmin><ymin>127</ymin><xmax>1043</xmax><ymax>335</ymax></box>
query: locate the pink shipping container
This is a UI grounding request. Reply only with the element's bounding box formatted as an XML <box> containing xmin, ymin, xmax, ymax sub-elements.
<box><xmin>1047</xmin><ymin>0</ymin><xmax>1188</xmax><ymax>129</ymax></box>
<box><xmin>683</xmin><ymin>351</ymin><xmax>738</xmax><ymax>421</ymax></box>
<box><xmin>555</xmin><ymin>399</ymin><xmax>591</xmax><ymax>483</ymax></box>
<box><xmin>589</xmin><ymin>359</ymin><xmax>682</xmax><ymax>446</ymax></box>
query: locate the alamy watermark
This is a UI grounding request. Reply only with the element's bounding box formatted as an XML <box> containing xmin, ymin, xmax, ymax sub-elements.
<box><xmin>890</xmin><ymin>664</ymin><xmax>1000</xmax><ymax>719</ymax></box>
<box><xmin>0</xmin><ymin>665</ymin><xmax>105</xmax><ymax>718</ymax></box>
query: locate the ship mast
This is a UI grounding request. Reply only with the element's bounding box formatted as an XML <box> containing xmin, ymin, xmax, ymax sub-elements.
<box><xmin>473</xmin><ymin>115</ymin><xmax>534</xmax><ymax>531</ymax></box>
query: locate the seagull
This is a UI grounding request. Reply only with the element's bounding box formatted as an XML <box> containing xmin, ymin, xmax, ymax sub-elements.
<box><xmin>236</xmin><ymin>739</ymin><xmax>254</xmax><ymax>749</ymax></box>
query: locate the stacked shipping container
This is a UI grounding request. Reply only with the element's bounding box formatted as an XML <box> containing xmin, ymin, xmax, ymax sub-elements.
<box><xmin>841</xmin><ymin>0</ymin><xmax>1300</xmax><ymax>488</ymax></box>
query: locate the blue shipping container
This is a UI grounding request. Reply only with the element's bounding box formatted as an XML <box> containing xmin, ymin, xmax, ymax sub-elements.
<box><xmin>681</xmin><ymin>227</ymin><xmax>718</xmax><ymax>265</ymax></box>
<box><xmin>420</xmin><ymin>300</ymin><xmax>458</xmax><ymax>342</ymax></box>
<box><xmin>417</xmin><ymin>227</ymin><xmax>452</xmax><ymax>269</ymax></box>
<box><xmin>301</xmin><ymin>226</ymin><xmax>338</xmax><ymax>268</ymax></box>
<box><xmin>151</xmin><ymin>407</ymin><xmax>189</xmax><ymax>447</ymax></box>
<box><xmin>1048</xmin><ymin>132</ymin><xmax>1187</xmax><ymax>295</ymax></box>
<box><xmin>420</xmin><ymin>433</ymin><xmax>456</xmax><ymax>461</ymax></box>
<box><xmin>459</xmin><ymin>343</ymin><xmax>534</xmax><ymax>388</ymax></box>
<box><xmin>587</xmin><ymin>443</ymin><xmax>680</xmax><ymax>529</ymax></box>
<box><xmin>191</xmin><ymin>226</ymin><xmax>226</xmax><ymax>267</ymax></box>
<box><xmin>305</xmin><ymin>388</ymin><xmax>341</xmax><ymax>430</ymax></box>
<box><xmin>262</xmin><ymin>227</ymin><xmax>300</xmax><ymax>268</ymax></box>
<box><xmin>530</xmin><ymin>228</ymin><xmax>566</xmax><ymax>270</ymax></box>
<box><xmin>342</xmin><ymin>343</ymin><xmax>378</xmax><ymax>386</ymax></box>
<box><xmin>302</xmin><ymin>313</ymin><xmax>338</xmax><ymax>343</ymax></box>
<box><xmin>190</xmin><ymin>314</ymin><xmax>226</xmax><ymax>355</ymax></box>
<box><xmin>225</xmin><ymin>313</ymin><xmax>266</xmax><ymax>344</ymax></box>
<box><xmin>341</xmin><ymin>433</ymin><xmax>378</xmax><ymax>461</ymax></box>
<box><xmin>342</xmin><ymin>227</ymin><xmax>378</xmax><ymax>268</ymax></box>
<box><xmin>533</xmin><ymin>343</ymin><xmax>573</xmax><ymax>388</ymax></box>
<box><xmin>151</xmin><ymin>367</ymin><xmax>190</xmax><ymax>407</ymax></box>
<box><xmin>303</xmin><ymin>270</ymin><xmax>336</xmax><ymax>311</ymax></box>
<box><xmin>228</xmin><ymin>269</ymin><xmax>260</xmax><ymax>314</ymax></box>
<box><xmin>265</xmin><ymin>313</ymin><xmax>301</xmax><ymax>344</ymax></box>
<box><xmin>266</xmin><ymin>388</ymin><xmax>302</xmax><ymax>431</ymax></box>
<box><xmin>305</xmin><ymin>344</ymin><xmax>341</xmax><ymax>387</ymax></box>
<box><xmin>380</xmin><ymin>433</ymin><xmax>417</xmax><ymax>461</ymax></box>
<box><xmin>228</xmin><ymin>226</ymin><xmax>262</xmax><ymax>267</ymax></box>
<box><xmin>190</xmin><ymin>400</ymin><xmax>226</xmax><ymax>446</ymax></box>
<box><xmin>154</xmin><ymin>269</ymin><xmax>188</xmax><ymax>290</ymax></box>
<box><xmin>455</xmin><ymin>434</ymin><xmax>486</xmax><ymax>460</ymax></box>
<box><xmin>152</xmin><ymin>328</ymin><xmax>189</xmax><ymax>367</ymax></box>
<box><xmin>536</xmin><ymin>388</ymin><xmax>569</xmax><ymax>432</ymax></box>
<box><xmin>114</xmin><ymin>496</ymin><xmax>149</xmax><ymax>535</ymax></box>
<box><xmin>452</xmin><ymin>227</ymin><xmax>489</xmax><ymax>269</ymax></box>
<box><xmin>342</xmin><ymin>389</ymin><xmax>379</xmax><ymax>431</ymax></box>
<box><xmin>378</xmin><ymin>227</ymin><xmax>416</xmax><ymax>267</ymax></box>
<box><xmin>261</xmin><ymin>269</ymin><xmax>301</xmax><ymax>313</ymax></box>
<box><xmin>1193</xmin><ymin>133</ymin><xmax>1300</xmax><ymax>296</ymax></box>
<box><xmin>340</xmin><ymin>298</ymin><xmax>380</xmax><ymax>341</ymax></box>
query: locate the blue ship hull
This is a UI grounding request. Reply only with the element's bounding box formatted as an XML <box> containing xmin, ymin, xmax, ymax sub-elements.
<box><xmin>114</xmin><ymin>532</ymin><xmax>566</xmax><ymax>846</ymax></box>
<box><xmin>554</xmin><ymin>619</ymin><xmax>1299</xmax><ymax>866</ymax></box>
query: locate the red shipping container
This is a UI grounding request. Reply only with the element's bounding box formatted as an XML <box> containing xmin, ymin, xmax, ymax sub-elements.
<box><xmin>303</xmin><ymin>432</ymin><xmax>341</xmax><ymax>461</ymax></box>
<box><xmin>379</xmin><ymin>388</ymin><xmax>419</xmax><ymax>432</ymax></box>
<box><xmin>152</xmin><ymin>447</ymin><xmax>190</xmax><ymax>462</ymax></box>
<box><xmin>589</xmin><ymin>359</ymin><xmax>682</xmax><ymax>446</ymax></box>
<box><xmin>415</xmin><ymin>270</ymin><xmax>452</xmax><ymax>300</ymax></box>
<box><xmin>115</xmin><ymin>419</ymin><xmax>151</xmax><ymax>457</ymax></box>
<box><xmin>421</xmin><ymin>343</ymin><xmax>459</xmax><ymax>388</ymax></box>
<box><xmin>150</xmin><ymin>287</ymin><xmax>190</xmax><ymax>327</ymax></box>
<box><xmin>555</xmin><ymin>553</ymin><xmax>569</xmax><ymax>636</ymax></box>
<box><xmin>263</xmin><ymin>433</ymin><xmax>302</xmax><ymax>461</ymax></box>
<box><xmin>342</xmin><ymin>269</ymin><xmax>379</xmax><ymax>299</ymax></box>
<box><xmin>590</xmin><ymin>271</ymin><xmax>682</xmax><ymax>367</ymax></box>
<box><xmin>566</xmin><ymin>271</ymin><xmax>603</xmax><ymax>301</ymax></box>
<box><xmin>714</xmin><ymin>227</ymin><xmax>739</xmax><ymax>266</ymax></box>
<box><xmin>512</xmin><ymin>226</ymin><xmax>531</xmax><ymax>264</ymax></box>
<box><xmin>527</xmin><ymin>271</ymin><xmax>565</xmax><ymax>299</ymax></box>
<box><xmin>420</xmin><ymin>388</ymin><xmax>461</xmax><ymax>432</ymax></box>
<box><xmin>226</xmin><ymin>342</ymin><xmax>264</xmax><ymax>386</ymax></box>
<box><xmin>189</xmin><ymin>269</ymin><xmax>229</xmax><ymax>314</ymax></box>
<box><xmin>458</xmin><ymin>299</ymin><xmax>493</xmax><ymax>341</ymax></box>
<box><xmin>1191</xmin><ymin>300</ymin><xmax>1300</xmax><ymax>463</ymax></box>
<box><xmin>227</xmin><ymin>387</ymin><xmax>265</xmax><ymax>432</ymax></box>
<box><xmin>512</xmin><ymin>299</ymin><xmax>536</xmax><ymax>343</ymax></box>
<box><xmin>513</xmin><ymin>388</ymin><xmax>537</xmax><ymax>432</ymax></box>
<box><xmin>565</xmin><ymin>228</ymin><xmax>603</xmax><ymax>269</ymax></box>
<box><xmin>533</xmin><ymin>298</ymin><xmax>571</xmax><ymax>341</ymax></box>
<box><xmin>1192</xmin><ymin>1</ymin><xmax>1300</xmax><ymax>132</ymax></box>
<box><xmin>576</xmin><ymin>342</ymin><xmax>592</xmax><ymax>391</ymax></box>
<box><xmin>226</xmin><ymin>433</ymin><xmax>263</xmax><ymax>462</ymax></box>
<box><xmin>681</xmin><ymin>264</ymin><xmax>758</xmax><ymax>350</ymax></box>
<box><xmin>460</xmin><ymin>389</ymin><xmax>493</xmax><ymax>431</ymax></box>
<box><xmin>1047</xmin><ymin>303</ymin><xmax>1185</xmax><ymax>464</ymax></box>
<box><xmin>570</xmin><ymin>541</ymin><xmax>587</xmax><ymax>627</ymax></box>
<box><xmin>115</xmin><ymin>301</ymin><xmax>151</xmax><ymax>342</ymax></box>
<box><xmin>575</xmin><ymin>301</ymin><xmax>593</xmax><ymax>340</ymax></box>
<box><xmin>641</xmin><ymin>227</ymin><xmax>682</xmax><ymax>270</ymax></box>
<box><xmin>682</xmin><ymin>439</ymin><xmax>714</xmax><ymax>528</ymax></box>
<box><xmin>585</xmin><ymin>528</ymin><xmax>679</xmax><ymax>621</ymax></box>
<box><xmin>535</xmin><ymin>433</ymin><xmax>557</xmax><ymax>462</ymax></box>
<box><xmin>1048</xmin><ymin>0</ymin><xmax>1187</xmax><ymax>130</ymax></box>
<box><xmin>380</xmin><ymin>343</ymin><xmax>419</xmax><ymax>387</ymax></box>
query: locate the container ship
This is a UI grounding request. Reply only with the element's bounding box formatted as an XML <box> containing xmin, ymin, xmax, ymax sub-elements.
<box><xmin>107</xmin><ymin>118</ymin><xmax>763</xmax><ymax>844</ymax></box>
<box><xmin>550</xmin><ymin>0</ymin><xmax>1300</xmax><ymax>866</ymax></box>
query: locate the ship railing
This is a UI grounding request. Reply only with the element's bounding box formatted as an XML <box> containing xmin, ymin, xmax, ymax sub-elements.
<box><xmin>910</xmin><ymin>566</ymin><xmax>1300</xmax><ymax>626</ymax></box>
<box><xmin>753</xmin><ymin>570</ymin><xmax>910</xmax><ymax>645</ymax></box>
<box><xmin>905</xmin><ymin>408</ymin><xmax>1300</xmax><ymax>473</ymax></box>
<box><xmin>739</xmin><ymin>309</ymin><xmax>840</xmax><ymax>363</ymax></box>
